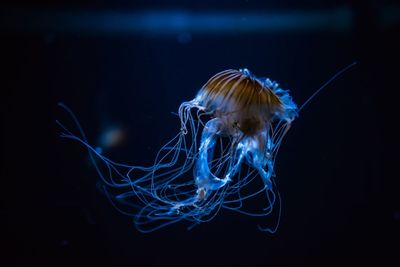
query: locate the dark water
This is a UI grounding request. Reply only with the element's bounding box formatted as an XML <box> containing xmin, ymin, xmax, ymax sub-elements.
<box><xmin>2</xmin><ymin>1</ymin><xmax>398</xmax><ymax>266</ymax></box>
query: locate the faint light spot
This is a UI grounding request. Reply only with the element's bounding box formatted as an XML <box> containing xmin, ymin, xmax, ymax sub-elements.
<box><xmin>98</xmin><ymin>125</ymin><xmax>127</xmax><ymax>149</ymax></box>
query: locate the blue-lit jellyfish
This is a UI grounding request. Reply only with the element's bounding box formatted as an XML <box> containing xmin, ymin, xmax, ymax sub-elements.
<box><xmin>58</xmin><ymin>64</ymin><xmax>355</xmax><ymax>232</ymax></box>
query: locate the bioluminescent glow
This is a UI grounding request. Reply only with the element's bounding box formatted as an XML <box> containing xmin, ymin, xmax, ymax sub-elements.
<box><xmin>2</xmin><ymin>8</ymin><xmax>354</xmax><ymax>35</ymax></box>
<box><xmin>58</xmin><ymin>63</ymin><xmax>355</xmax><ymax>232</ymax></box>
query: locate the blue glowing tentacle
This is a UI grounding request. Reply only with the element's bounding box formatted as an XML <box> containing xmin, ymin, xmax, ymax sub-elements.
<box><xmin>195</xmin><ymin>118</ymin><xmax>239</xmax><ymax>191</ymax></box>
<box><xmin>254</xmin><ymin>157</ymin><xmax>273</xmax><ymax>189</ymax></box>
<box><xmin>195</xmin><ymin>118</ymin><xmax>221</xmax><ymax>189</ymax></box>
<box><xmin>242</xmin><ymin>133</ymin><xmax>273</xmax><ymax>189</ymax></box>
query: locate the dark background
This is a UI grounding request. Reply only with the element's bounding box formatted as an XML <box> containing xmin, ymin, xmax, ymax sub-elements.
<box><xmin>1</xmin><ymin>0</ymin><xmax>398</xmax><ymax>266</ymax></box>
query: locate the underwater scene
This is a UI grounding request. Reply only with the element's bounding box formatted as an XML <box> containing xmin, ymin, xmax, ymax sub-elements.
<box><xmin>2</xmin><ymin>0</ymin><xmax>399</xmax><ymax>266</ymax></box>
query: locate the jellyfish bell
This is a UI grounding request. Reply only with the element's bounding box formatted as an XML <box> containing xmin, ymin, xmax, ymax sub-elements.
<box><xmin>196</xmin><ymin>68</ymin><xmax>286</xmax><ymax>136</ymax></box>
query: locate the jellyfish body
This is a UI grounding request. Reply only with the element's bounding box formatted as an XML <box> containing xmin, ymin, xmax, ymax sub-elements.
<box><xmin>59</xmin><ymin>68</ymin><xmax>298</xmax><ymax>232</ymax></box>
<box><xmin>192</xmin><ymin>69</ymin><xmax>297</xmax><ymax>195</ymax></box>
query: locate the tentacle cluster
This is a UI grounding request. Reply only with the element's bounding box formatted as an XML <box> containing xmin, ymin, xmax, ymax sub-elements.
<box><xmin>58</xmin><ymin>68</ymin><xmax>298</xmax><ymax>232</ymax></box>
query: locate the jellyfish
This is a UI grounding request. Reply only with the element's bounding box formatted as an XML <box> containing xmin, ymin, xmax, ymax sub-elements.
<box><xmin>58</xmin><ymin>63</ymin><xmax>355</xmax><ymax>233</ymax></box>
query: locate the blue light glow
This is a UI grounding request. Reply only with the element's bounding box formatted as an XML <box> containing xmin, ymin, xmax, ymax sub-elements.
<box><xmin>3</xmin><ymin>8</ymin><xmax>353</xmax><ymax>35</ymax></box>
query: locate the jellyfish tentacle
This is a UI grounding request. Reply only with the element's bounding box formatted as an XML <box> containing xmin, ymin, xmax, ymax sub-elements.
<box><xmin>195</xmin><ymin>118</ymin><xmax>224</xmax><ymax>190</ymax></box>
<box><xmin>243</xmin><ymin>134</ymin><xmax>273</xmax><ymax>189</ymax></box>
<box><xmin>253</xmin><ymin>153</ymin><xmax>273</xmax><ymax>189</ymax></box>
<box><xmin>194</xmin><ymin>118</ymin><xmax>238</xmax><ymax>192</ymax></box>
